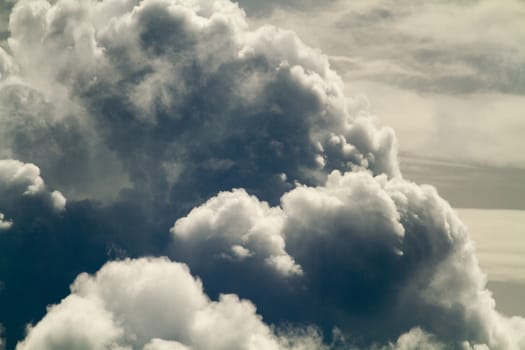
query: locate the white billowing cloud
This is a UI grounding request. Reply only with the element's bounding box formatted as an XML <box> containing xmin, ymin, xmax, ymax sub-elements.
<box><xmin>143</xmin><ymin>339</ymin><xmax>191</xmax><ymax>350</ymax></box>
<box><xmin>0</xmin><ymin>159</ymin><xmax>66</xmax><ymax>213</ymax></box>
<box><xmin>171</xmin><ymin>170</ymin><xmax>525</xmax><ymax>348</ymax></box>
<box><xmin>382</xmin><ymin>327</ymin><xmax>489</xmax><ymax>350</ymax></box>
<box><xmin>16</xmin><ymin>257</ymin><xmax>320</xmax><ymax>350</ymax></box>
<box><xmin>172</xmin><ymin>188</ymin><xmax>302</xmax><ymax>276</ymax></box>
<box><xmin>15</xmin><ymin>294</ymin><xmax>126</xmax><ymax>350</ymax></box>
<box><xmin>15</xmin><ymin>256</ymin><xmax>470</xmax><ymax>350</ymax></box>
<box><xmin>385</xmin><ymin>328</ymin><xmax>445</xmax><ymax>350</ymax></box>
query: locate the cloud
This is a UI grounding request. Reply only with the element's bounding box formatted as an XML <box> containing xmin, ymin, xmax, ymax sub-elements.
<box><xmin>0</xmin><ymin>0</ymin><xmax>523</xmax><ymax>349</ymax></box>
<box><xmin>15</xmin><ymin>257</ymin><xmax>323</xmax><ymax>350</ymax></box>
<box><xmin>171</xmin><ymin>170</ymin><xmax>525</xmax><ymax>348</ymax></box>
<box><xmin>172</xmin><ymin>188</ymin><xmax>302</xmax><ymax>277</ymax></box>
<box><xmin>3</xmin><ymin>0</ymin><xmax>399</xmax><ymax>209</ymax></box>
<box><xmin>384</xmin><ymin>328</ymin><xmax>446</xmax><ymax>350</ymax></box>
<box><xmin>15</xmin><ymin>257</ymin><xmax>494</xmax><ymax>350</ymax></box>
<box><xmin>0</xmin><ymin>213</ymin><xmax>13</xmax><ymax>231</ymax></box>
<box><xmin>0</xmin><ymin>159</ymin><xmax>66</xmax><ymax>218</ymax></box>
<box><xmin>0</xmin><ymin>47</ymin><xmax>16</xmax><ymax>79</ymax></box>
<box><xmin>143</xmin><ymin>339</ymin><xmax>191</xmax><ymax>350</ymax></box>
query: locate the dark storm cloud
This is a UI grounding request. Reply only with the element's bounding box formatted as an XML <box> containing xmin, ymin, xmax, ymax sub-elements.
<box><xmin>0</xmin><ymin>78</ymin><xmax>130</xmax><ymax>202</ymax></box>
<box><xmin>0</xmin><ymin>0</ymin><xmax>523</xmax><ymax>349</ymax></box>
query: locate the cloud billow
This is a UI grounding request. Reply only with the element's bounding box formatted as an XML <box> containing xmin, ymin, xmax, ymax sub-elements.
<box><xmin>0</xmin><ymin>0</ymin><xmax>522</xmax><ymax>349</ymax></box>
<box><xmin>172</xmin><ymin>171</ymin><xmax>525</xmax><ymax>348</ymax></box>
<box><xmin>5</xmin><ymin>0</ymin><xmax>399</xmax><ymax>208</ymax></box>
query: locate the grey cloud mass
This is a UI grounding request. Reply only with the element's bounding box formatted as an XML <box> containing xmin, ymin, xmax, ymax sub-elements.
<box><xmin>0</xmin><ymin>0</ymin><xmax>522</xmax><ymax>349</ymax></box>
<box><xmin>2</xmin><ymin>0</ymin><xmax>398</xmax><ymax>208</ymax></box>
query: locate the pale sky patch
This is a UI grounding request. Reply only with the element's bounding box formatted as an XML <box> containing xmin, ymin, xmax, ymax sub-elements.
<box><xmin>458</xmin><ymin>209</ymin><xmax>525</xmax><ymax>285</ymax></box>
<box><xmin>459</xmin><ymin>209</ymin><xmax>525</xmax><ymax>317</ymax></box>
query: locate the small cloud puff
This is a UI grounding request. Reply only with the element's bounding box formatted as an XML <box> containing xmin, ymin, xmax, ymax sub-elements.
<box><xmin>0</xmin><ymin>159</ymin><xmax>66</xmax><ymax>214</ymax></box>
<box><xmin>0</xmin><ymin>213</ymin><xmax>13</xmax><ymax>231</ymax></box>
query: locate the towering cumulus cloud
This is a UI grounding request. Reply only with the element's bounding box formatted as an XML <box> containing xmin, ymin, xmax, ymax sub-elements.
<box><xmin>0</xmin><ymin>0</ymin><xmax>522</xmax><ymax>349</ymax></box>
<box><xmin>3</xmin><ymin>0</ymin><xmax>398</xmax><ymax>207</ymax></box>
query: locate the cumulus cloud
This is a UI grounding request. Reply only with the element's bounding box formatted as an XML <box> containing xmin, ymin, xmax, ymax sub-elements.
<box><xmin>172</xmin><ymin>188</ymin><xmax>302</xmax><ymax>276</ymax></box>
<box><xmin>16</xmin><ymin>257</ymin><xmax>321</xmax><ymax>350</ymax></box>
<box><xmin>18</xmin><ymin>257</ymin><xmax>483</xmax><ymax>350</ymax></box>
<box><xmin>0</xmin><ymin>213</ymin><xmax>13</xmax><ymax>231</ymax></box>
<box><xmin>171</xmin><ymin>170</ymin><xmax>525</xmax><ymax>348</ymax></box>
<box><xmin>0</xmin><ymin>159</ymin><xmax>66</xmax><ymax>214</ymax></box>
<box><xmin>0</xmin><ymin>0</ymin><xmax>522</xmax><ymax>349</ymax></box>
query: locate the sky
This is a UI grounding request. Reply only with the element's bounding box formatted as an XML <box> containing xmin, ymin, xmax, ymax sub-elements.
<box><xmin>0</xmin><ymin>0</ymin><xmax>524</xmax><ymax>349</ymax></box>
